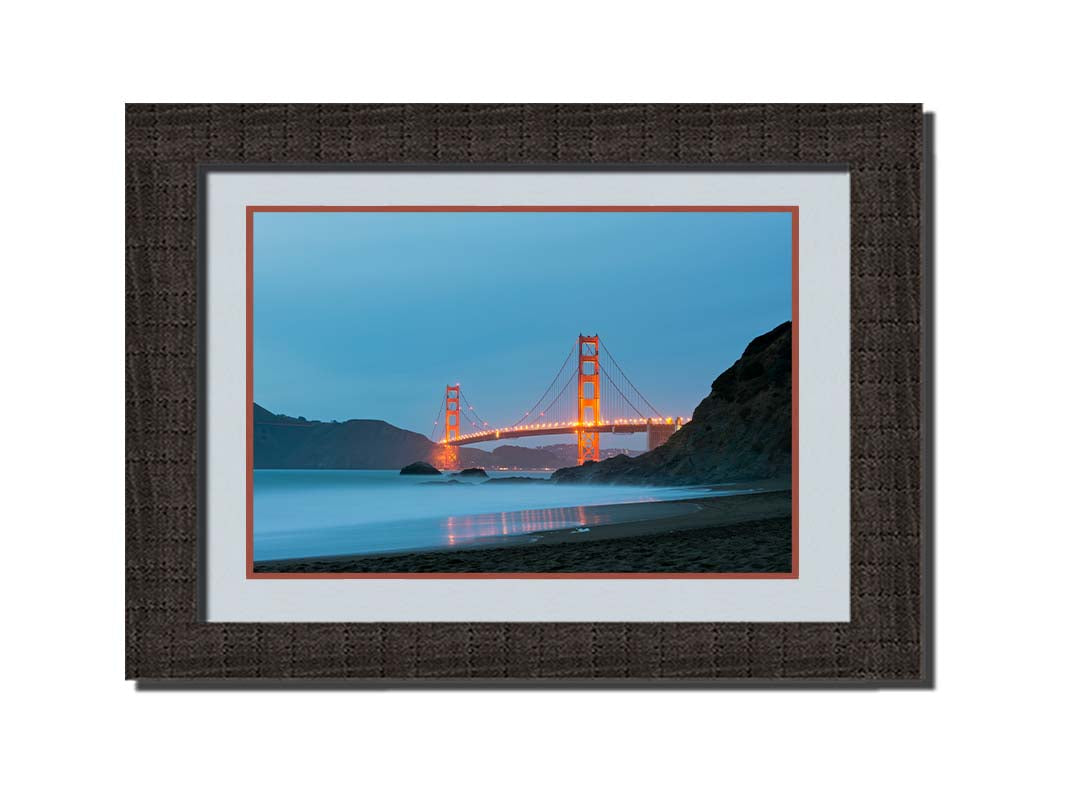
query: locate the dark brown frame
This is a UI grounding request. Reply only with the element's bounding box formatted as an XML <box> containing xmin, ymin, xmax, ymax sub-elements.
<box><xmin>126</xmin><ymin>104</ymin><xmax>929</xmax><ymax>685</ymax></box>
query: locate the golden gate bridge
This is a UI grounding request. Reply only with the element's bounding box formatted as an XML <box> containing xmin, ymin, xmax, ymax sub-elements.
<box><xmin>429</xmin><ymin>334</ymin><xmax>689</xmax><ymax>469</ymax></box>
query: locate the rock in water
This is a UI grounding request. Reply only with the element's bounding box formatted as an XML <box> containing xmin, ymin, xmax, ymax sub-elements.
<box><xmin>553</xmin><ymin>321</ymin><xmax>792</xmax><ymax>485</ymax></box>
<box><xmin>455</xmin><ymin>468</ymin><xmax>489</xmax><ymax>479</ymax></box>
<box><xmin>399</xmin><ymin>461</ymin><xmax>441</xmax><ymax>475</ymax></box>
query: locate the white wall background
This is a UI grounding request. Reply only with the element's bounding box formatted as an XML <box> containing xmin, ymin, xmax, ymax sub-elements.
<box><xmin>1</xmin><ymin>2</ymin><xmax>1064</xmax><ymax>798</ymax></box>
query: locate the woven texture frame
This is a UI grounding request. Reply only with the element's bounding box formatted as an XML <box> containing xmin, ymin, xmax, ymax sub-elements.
<box><xmin>126</xmin><ymin>103</ymin><xmax>925</xmax><ymax>683</ymax></box>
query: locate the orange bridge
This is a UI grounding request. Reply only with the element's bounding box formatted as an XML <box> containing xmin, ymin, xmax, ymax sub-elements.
<box><xmin>430</xmin><ymin>334</ymin><xmax>687</xmax><ymax>468</ymax></box>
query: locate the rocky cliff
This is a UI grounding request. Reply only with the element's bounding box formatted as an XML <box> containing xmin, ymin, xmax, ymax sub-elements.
<box><xmin>552</xmin><ymin>322</ymin><xmax>792</xmax><ymax>485</ymax></box>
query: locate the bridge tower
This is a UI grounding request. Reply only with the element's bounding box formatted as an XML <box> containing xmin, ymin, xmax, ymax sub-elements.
<box><xmin>439</xmin><ymin>384</ymin><xmax>461</xmax><ymax>470</ymax></box>
<box><xmin>577</xmin><ymin>334</ymin><xmax>601</xmax><ymax>464</ymax></box>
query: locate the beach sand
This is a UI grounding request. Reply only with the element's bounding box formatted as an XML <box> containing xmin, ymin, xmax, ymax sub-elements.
<box><xmin>254</xmin><ymin>489</ymin><xmax>793</xmax><ymax>574</ymax></box>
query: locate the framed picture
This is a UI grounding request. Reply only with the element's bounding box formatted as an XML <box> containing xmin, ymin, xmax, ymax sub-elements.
<box><xmin>244</xmin><ymin>201</ymin><xmax>801</xmax><ymax>581</ymax></box>
<box><xmin>126</xmin><ymin>104</ymin><xmax>929</xmax><ymax>684</ymax></box>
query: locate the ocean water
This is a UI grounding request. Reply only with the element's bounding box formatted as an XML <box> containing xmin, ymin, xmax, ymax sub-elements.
<box><xmin>253</xmin><ymin>469</ymin><xmax>746</xmax><ymax>561</ymax></box>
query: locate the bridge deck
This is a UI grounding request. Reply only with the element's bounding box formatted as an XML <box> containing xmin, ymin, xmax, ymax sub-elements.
<box><xmin>440</xmin><ymin>421</ymin><xmax>684</xmax><ymax>447</ymax></box>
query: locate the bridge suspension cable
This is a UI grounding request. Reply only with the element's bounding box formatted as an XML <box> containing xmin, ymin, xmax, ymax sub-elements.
<box><xmin>459</xmin><ymin>405</ymin><xmax>489</xmax><ymax>431</ymax></box>
<box><xmin>427</xmin><ymin>394</ymin><xmax>445</xmax><ymax>440</ymax></box>
<box><xmin>599</xmin><ymin>340</ymin><xmax>663</xmax><ymax>419</ymax></box>
<box><xmin>458</xmin><ymin>388</ymin><xmax>491</xmax><ymax>429</ymax></box>
<box><xmin>510</xmin><ymin>341</ymin><xmax>577</xmax><ymax>427</ymax></box>
<box><xmin>600</xmin><ymin>368</ymin><xmax>645</xmax><ymax>421</ymax></box>
<box><xmin>534</xmin><ymin>368</ymin><xmax>578</xmax><ymax>425</ymax></box>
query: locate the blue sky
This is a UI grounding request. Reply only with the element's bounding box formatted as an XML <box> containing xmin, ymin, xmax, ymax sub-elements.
<box><xmin>253</xmin><ymin>210</ymin><xmax>791</xmax><ymax>446</ymax></box>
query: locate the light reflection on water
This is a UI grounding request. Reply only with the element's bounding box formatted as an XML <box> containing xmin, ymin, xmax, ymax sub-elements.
<box><xmin>443</xmin><ymin>504</ymin><xmax>597</xmax><ymax>546</ymax></box>
<box><xmin>253</xmin><ymin>469</ymin><xmax>740</xmax><ymax>561</ymax></box>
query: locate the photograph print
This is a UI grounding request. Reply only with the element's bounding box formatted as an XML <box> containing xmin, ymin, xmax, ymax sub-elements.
<box><xmin>249</xmin><ymin>206</ymin><xmax>796</xmax><ymax>577</ymax></box>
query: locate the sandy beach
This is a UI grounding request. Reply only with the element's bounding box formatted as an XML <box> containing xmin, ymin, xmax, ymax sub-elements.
<box><xmin>254</xmin><ymin>489</ymin><xmax>792</xmax><ymax>574</ymax></box>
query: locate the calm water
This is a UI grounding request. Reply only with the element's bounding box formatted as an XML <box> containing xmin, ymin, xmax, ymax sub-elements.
<box><xmin>252</xmin><ymin>469</ymin><xmax>749</xmax><ymax>561</ymax></box>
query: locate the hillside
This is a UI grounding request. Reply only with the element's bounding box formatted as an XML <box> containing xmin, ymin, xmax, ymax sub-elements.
<box><xmin>253</xmin><ymin>405</ymin><xmax>441</xmax><ymax>469</ymax></box>
<box><xmin>253</xmin><ymin>405</ymin><xmax>586</xmax><ymax>470</ymax></box>
<box><xmin>537</xmin><ymin>443</ymin><xmax>646</xmax><ymax>462</ymax></box>
<box><xmin>552</xmin><ymin>322</ymin><xmax>792</xmax><ymax>485</ymax></box>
